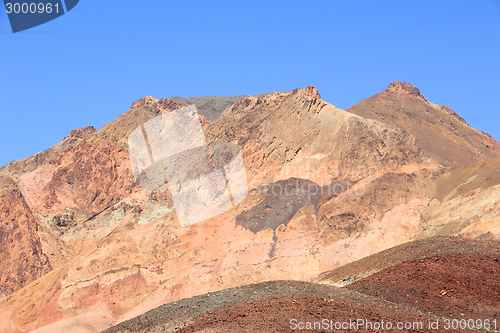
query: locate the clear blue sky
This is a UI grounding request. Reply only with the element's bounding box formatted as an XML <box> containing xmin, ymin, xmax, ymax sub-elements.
<box><xmin>1</xmin><ymin>1</ymin><xmax>499</xmax><ymax>167</ymax></box>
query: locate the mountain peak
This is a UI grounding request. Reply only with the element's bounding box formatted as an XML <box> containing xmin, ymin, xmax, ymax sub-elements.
<box><xmin>291</xmin><ymin>85</ymin><xmax>321</xmax><ymax>99</ymax></box>
<box><xmin>387</xmin><ymin>81</ymin><xmax>426</xmax><ymax>100</ymax></box>
<box><xmin>130</xmin><ymin>95</ymin><xmax>159</xmax><ymax>109</ymax></box>
<box><xmin>347</xmin><ymin>81</ymin><xmax>500</xmax><ymax>166</ymax></box>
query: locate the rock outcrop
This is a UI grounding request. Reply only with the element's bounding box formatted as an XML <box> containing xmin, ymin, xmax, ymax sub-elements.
<box><xmin>0</xmin><ymin>174</ymin><xmax>51</xmax><ymax>298</ymax></box>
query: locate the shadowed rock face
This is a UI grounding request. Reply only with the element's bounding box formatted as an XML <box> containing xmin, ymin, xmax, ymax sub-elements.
<box><xmin>170</xmin><ymin>95</ymin><xmax>248</xmax><ymax>121</ymax></box>
<box><xmin>170</xmin><ymin>92</ymin><xmax>283</xmax><ymax>121</ymax></box>
<box><xmin>0</xmin><ymin>83</ymin><xmax>499</xmax><ymax>333</ymax></box>
<box><xmin>236</xmin><ymin>178</ymin><xmax>321</xmax><ymax>233</ymax></box>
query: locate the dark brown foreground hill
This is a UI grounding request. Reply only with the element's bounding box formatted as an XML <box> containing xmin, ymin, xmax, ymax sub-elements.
<box><xmin>103</xmin><ymin>280</ymin><xmax>463</xmax><ymax>333</ymax></box>
<box><xmin>103</xmin><ymin>237</ymin><xmax>498</xmax><ymax>332</ymax></box>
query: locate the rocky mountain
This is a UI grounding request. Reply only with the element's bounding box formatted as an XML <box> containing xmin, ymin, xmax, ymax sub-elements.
<box><xmin>347</xmin><ymin>81</ymin><xmax>500</xmax><ymax>166</ymax></box>
<box><xmin>0</xmin><ymin>82</ymin><xmax>498</xmax><ymax>333</ymax></box>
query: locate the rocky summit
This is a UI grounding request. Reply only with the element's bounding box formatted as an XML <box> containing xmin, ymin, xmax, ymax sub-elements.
<box><xmin>0</xmin><ymin>82</ymin><xmax>499</xmax><ymax>333</ymax></box>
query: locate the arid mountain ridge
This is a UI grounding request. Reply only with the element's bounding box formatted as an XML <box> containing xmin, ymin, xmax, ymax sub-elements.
<box><xmin>0</xmin><ymin>81</ymin><xmax>499</xmax><ymax>332</ymax></box>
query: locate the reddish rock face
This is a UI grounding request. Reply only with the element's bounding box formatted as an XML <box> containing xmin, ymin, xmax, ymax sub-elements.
<box><xmin>36</xmin><ymin>139</ymin><xmax>134</xmax><ymax>218</ymax></box>
<box><xmin>0</xmin><ymin>174</ymin><xmax>51</xmax><ymax>297</ymax></box>
<box><xmin>0</xmin><ymin>84</ymin><xmax>499</xmax><ymax>333</ymax></box>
